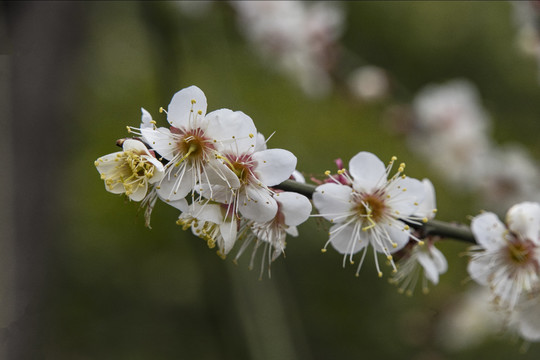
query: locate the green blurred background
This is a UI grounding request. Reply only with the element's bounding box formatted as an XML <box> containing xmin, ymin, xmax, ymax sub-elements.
<box><xmin>2</xmin><ymin>1</ymin><xmax>540</xmax><ymax>359</ymax></box>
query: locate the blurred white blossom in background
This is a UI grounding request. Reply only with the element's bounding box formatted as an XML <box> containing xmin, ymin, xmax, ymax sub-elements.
<box><xmin>410</xmin><ymin>79</ymin><xmax>540</xmax><ymax>211</ymax></box>
<box><xmin>230</xmin><ymin>1</ymin><xmax>344</xmax><ymax>98</ymax></box>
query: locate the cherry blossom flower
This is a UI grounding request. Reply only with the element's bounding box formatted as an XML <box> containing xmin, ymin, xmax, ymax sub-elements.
<box><xmin>95</xmin><ymin>139</ymin><xmax>164</xmax><ymax>202</ymax></box>
<box><xmin>200</xmin><ymin>130</ymin><xmax>297</xmax><ymax>224</ymax></box>
<box><xmin>234</xmin><ymin>191</ymin><xmax>312</xmax><ymax>277</ymax></box>
<box><xmin>313</xmin><ymin>151</ymin><xmax>425</xmax><ymax>277</ymax></box>
<box><xmin>468</xmin><ymin>202</ymin><xmax>540</xmax><ymax>311</ymax></box>
<box><xmin>131</xmin><ymin>85</ymin><xmax>252</xmax><ymax>202</ymax></box>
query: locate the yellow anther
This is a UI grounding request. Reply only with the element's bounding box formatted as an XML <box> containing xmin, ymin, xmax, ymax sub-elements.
<box><xmin>197</xmin><ymin>110</ymin><xmax>202</xmax><ymax>115</ymax></box>
<box><xmin>406</xmin><ymin>290</ymin><xmax>413</xmax><ymax>297</ymax></box>
<box><xmin>350</xmin><ymin>260</ymin><xmax>355</xmax><ymax>265</ymax></box>
<box><xmin>387</xmin><ymin>255</ymin><xmax>393</xmax><ymax>260</ymax></box>
<box><xmin>402</xmin><ymin>188</ymin><xmax>407</xmax><ymax>192</ymax></box>
<box><xmin>191</xmin><ymin>99</ymin><xmax>196</xmax><ymax>104</ymax></box>
<box><xmin>94</xmin><ymin>161</ymin><xmax>100</xmax><ymax>166</ymax></box>
<box><xmin>404</xmin><ymin>225</ymin><xmax>410</xmax><ymax>230</ymax></box>
<box><xmin>324</xmin><ymin>170</ymin><xmax>331</xmax><ymax>176</ymax></box>
<box><xmin>392</xmin><ymin>243</ymin><xmax>398</xmax><ymax>248</ymax></box>
<box><xmin>150</xmin><ymin>120</ymin><xmax>157</xmax><ymax>124</ymax></box>
<box><xmin>159</xmin><ymin>107</ymin><xmax>165</xmax><ymax>113</ymax></box>
<box><xmin>432</xmin><ymin>209</ymin><xmax>438</xmax><ymax>213</ymax></box>
<box><xmin>126</xmin><ymin>126</ymin><xmax>131</xmax><ymax>132</ymax></box>
<box><xmin>391</xmin><ymin>156</ymin><xmax>397</xmax><ymax>161</ymax></box>
<box><xmin>414</xmin><ymin>202</ymin><xmax>418</xmax><ymax>206</ymax></box>
<box><xmin>378</xmin><ymin>272</ymin><xmax>383</xmax><ymax>278</ymax></box>
<box><xmin>418</xmin><ymin>241</ymin><xmax>425</xmax><ymax>246</ymax></box>
<box><xmin>321</xmin><ymin>248</ymin><xmax>327</xmax><ymax>253</ymax></box>
<box><xmin>249</xmin><ymin>133</ymin><xmax>254</xmax><ymax>138</ymax></box>
<box><xmin>422</xmin><ymin>217</ymin><xmax>428</xmax><ymax>223</ymax></box>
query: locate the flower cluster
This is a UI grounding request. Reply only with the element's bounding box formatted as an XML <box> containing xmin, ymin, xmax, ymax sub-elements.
<box><xmin>95</xmin><ymin>84</ymin><xmax>540</xmax><ymax>346</ymax></box>
<box><xmin>468</xmin><ymin>202</ymin><xmax>540</xmax><ymax>341</ymax></box>
<box><xmin>95</xmin><ymin>85</ymin><xmax>312</xmax><ymax>274</ymax></box>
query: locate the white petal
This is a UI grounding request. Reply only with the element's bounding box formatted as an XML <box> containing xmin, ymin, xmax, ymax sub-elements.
<box><xmin>349</xmin><ymin>152</ymin><xmax>387</xmax><ymax>192</ymax></box>
<box><xmin>140</xmin><ymin>107</ymin><xmax>153</xmax><ymax>129</ymax></box>
<box><xmin>219</xmin><ymin>218</ymin><xmax>238</xmax><ymax>255</ymax></box>
<box><xmin>252</xmin><ymin>149</ymin><xmax>297</xmax><ymax>186</ymax></box>
<box><xmin>205</xmin><ymin>109</ymin><xmax>257</xmax><ymax>154</ymax></box>
<box><xmin>329</xmin><ymin>223</ymin><xmax>367</xmax><ymax>255</ymax></box>
<box><xmin>156</xmin><ymin>168</ymin><xmax>194</xmax><ymax>201</ymax></box>
<box><xmin>239</xmin><ymin>186</ymin><xmax>278</xmax><ymax>222</ymax></box>
<box><xmin>167</xmin><ymin>86</ymin><xmax>208</xmax><ymax>128</ymax></box>
<box><xmin>254</xmin><ymin>132</ymin><xmax>267</xmax><ymax>152</ymax></box>
<box><xmin>203</xmin><ymin>159</ymin><xmax>241</xmax><ymax>190</ymax></box>
<box><xmin>122</xmin><ymin>138</ymin><xmax>149</xmax><ymax>153</ymax></box>
<box><xmin>312</xmin><ymin>183</ymin><xmax>354</xmax><ymax>222</ymax></box>
<box><xmin>190</xmin><ymin>202</ymin><xmax>224</xmax><ymax>224</ymax></box>
<box><xmin>430</xmin><ymin>245</ymin><xmax>448</xmax><ymax>274</ymax></box>
<box><xmin>470</xmin><ymin>212</ymin><xmax>506</xmax><ymax>250</ymax></box>
<box><xmin>416</xmin><ymin>250</ymin><xmax>439</xmax><ymax>284</ymax></box>
<box><xmin>140</xmin><ymin>127</ymin><xmax>177</xmax><ymax>161</ymax></box>
<box><xmin>95</xmin><ymin>151</ymin><xmax>124</xmax><ymax>174</ymax></box>
<box><xmin>285</xmin><ymin>226</ymin><xmax>299</xmax><ymax>237</ymax></box>
<box><xmin>290</xmin><ymin>170</ymin><xmax>306</xmax><ymax>183</ymax></box>
<box><xmin>386</xmin><ymin>177</ymin><xmax>425</xmax><ymax>216</ymax></box>
<box><xmin>415</xmin><ymin>178</ymin><xmax>437</xmax><ymax>219</ymax></box>
<box><xmin>467</xmin><ymin>257</ymin><xmax>491</xmax><ymax>286</ymax></box>
<box><xmin>129</xmin><ymin>182</ymin><xmax>148</xmax><ymax>202</ymax></box>
<box><xmin>166</xmin><ymin>198</ymin><xmax>189</xmax><ymax>212</ymax></box>
<box><xmin>105</xmin><ymin>181</ymin><xmax>125</xmax><ymax>194</ymax></box>
<box><xmin>274</xmin><ymin>192</ymin><xmax>312</xmax><ymax>226</ymax></box>
<box><xmin>381</xmin><ymin>223</ymin><xmax>410</xmax><ymax>253</ymax></box>
<box><xmin>518</xmin><ymin>299</ymin><xmax>540</xmax><ymax>341</ymax></box>
<box><xmin>506</xmin><ymin>202</ymin><xmax>540</xmax><ymax>242</ymax></box>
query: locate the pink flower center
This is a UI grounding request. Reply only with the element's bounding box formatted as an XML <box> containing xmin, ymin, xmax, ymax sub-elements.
<box><xmin>171</xmin><ymin>126</ymin><xmax>214</xmax><ymax>161</ymax></box>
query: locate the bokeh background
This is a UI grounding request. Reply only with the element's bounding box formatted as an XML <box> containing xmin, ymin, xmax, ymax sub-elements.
<box><xmin>2</xmin><ymin>1</ymin><xmax>540</xmax><ymax>359</ymax></box>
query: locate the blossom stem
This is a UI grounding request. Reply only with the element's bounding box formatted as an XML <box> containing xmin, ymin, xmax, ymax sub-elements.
<box><xmin>274</xmin><ymin>179</ymin><xmax>476</xmax><ymax>244</ymax></box>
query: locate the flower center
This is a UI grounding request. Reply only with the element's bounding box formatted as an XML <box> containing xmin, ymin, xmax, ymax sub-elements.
<box><xmin>355</xmin><ymin>193</ymin><xmax>387</xmax><ymax>223</ymax></box>
<box><xmin>506</xmin><ymin>238</ymin><xmax>534</xmax><ymax>265</ymax></box>
<box><xmin>224</xmin><ymin>154</ymin><xmax>255</xmax><ymax>185</ymax></box>
<box><xmin>172</xmin><ymin>127</ymin><xmax>214</xmax><ymax>164</ymax></box>
<box><xmin>125</xmin><ymin>150</ymin><xmax>154</xmax><ymax>178</ymax></box>
<box><xmin>102</xmin><ymin>149</ymin><xmax>156</xmax><ymax>195</ymax></box>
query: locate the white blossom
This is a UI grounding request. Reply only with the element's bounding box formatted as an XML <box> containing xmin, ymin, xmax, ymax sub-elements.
<box><xmin>468</xmin><ymin>202</ymin><xmax>540</xmax><ymax>311</ymax></box>
<box><xmin>95</xmin><ymin>139</ymin><xmax>164</xmax><ymax>202</ymax></box>
<box><xmin>234</xmin><ymin>191</ymin><xmax>312</xmax><ymax>277</ymax></box>
<box><xmin>132</xmin><ymin>86</ymin><xmax>250</xmax><ymax>202</ymax></box>
<box><xmin>230</xmin><ymin>1</ymin><xmax>344</xmax><ymax>97</ymax></box>
<box><xmin>313</xmin><ymin>152</ymin><xmax>425</xmax><ymax>277</ymax></box>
